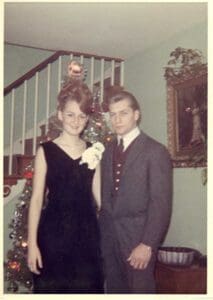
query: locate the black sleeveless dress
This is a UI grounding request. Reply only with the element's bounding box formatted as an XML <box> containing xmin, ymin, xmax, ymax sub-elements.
<box><xmin>33</xmin><ymin>141</ymin><xmax>104</xmax><ymax>293</ymax></box>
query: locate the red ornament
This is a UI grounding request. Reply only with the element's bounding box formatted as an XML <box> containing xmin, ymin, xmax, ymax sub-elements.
<box><xmin>8</xmin><ymin>261</ymin><xmax>21</xmax><ymax>272</ymax></box>
<box><xmin>23</xmin><ymin>171</ymin><xmax>33</xmax><ymax>179</ymax></box>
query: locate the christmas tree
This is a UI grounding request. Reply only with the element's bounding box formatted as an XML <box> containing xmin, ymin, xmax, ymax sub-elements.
<box><xmin>4</xmin><ymin>60</ymin><xmax>114</xmax><ymax>293</ymax></box>
<box><xmin>82</xmin><ymin>86</ymin><xmax>114</xmax><ymax>144</ymax></box>
<box><xmin>4</xmin><ymin>165</ymin><xmax>34</xmax><ymax>293</ymax></box>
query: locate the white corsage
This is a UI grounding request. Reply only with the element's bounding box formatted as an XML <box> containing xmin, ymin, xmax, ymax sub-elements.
<box><xmin>79</xmin><ymin>142</ymin><xmax>105</xmax><ymax>170</ymax></box>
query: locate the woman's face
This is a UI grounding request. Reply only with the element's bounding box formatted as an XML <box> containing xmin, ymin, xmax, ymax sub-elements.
<box><xmin>58</xmin><ymin>100</ymin><xmax>88</xmax><ymax>136</ymax></box>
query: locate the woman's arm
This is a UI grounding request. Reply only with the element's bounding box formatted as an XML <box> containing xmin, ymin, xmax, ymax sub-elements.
<box><xmin>92</xmin><ymin>163</ymin><xmax>101</xmax><ymax>211</ymax></box>
<box><xmin>27</xmin><ymin>146</ymin><xmax>47</xmax><ymax>274</ymax></box>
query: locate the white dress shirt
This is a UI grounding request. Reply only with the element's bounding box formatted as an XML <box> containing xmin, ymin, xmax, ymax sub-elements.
<box><xmin>117</xmin><ymin>126</ymin><xmax>140</xmax><ymax>151</ymax></box>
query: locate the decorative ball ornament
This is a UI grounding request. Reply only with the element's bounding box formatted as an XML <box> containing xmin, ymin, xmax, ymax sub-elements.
<box><xmin>9</xmin><ymin>232</ymin><xmax>15</xmax><ymax>239</ymax></box>
<box><xmin>62</xmin><ymin>60</ymin><xmax>87</xmax><ymax>84</ymax></box>
<box><xmin>24</xmin><ymin>280</ymin><xmax>33</xmax><ymax>288</ymax></box>
<box><xmin>23</xmin><ymin>170</ymin><xmax>33</xmax><ymax>179</ymax></box>
<box><xmin>19</xmin><ymin>200</ymin><xmax>26</xmax><ymax>207</ymax></box>
<box><xmin>21</xmin><ymin>241</ymin><xmax>28</xmax><ymax>248</ymax></box>
<box><xmin>8</xmin><ymin>261</ymin><xmax>21</xmax><ymax>272</ymax></box>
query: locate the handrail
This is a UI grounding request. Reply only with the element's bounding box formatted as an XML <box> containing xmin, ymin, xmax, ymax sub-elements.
<box><xmin>4</xmin><ymin>49</ymin><xmax>124</xmax><ymax>96</ymax></box>
<box><xmin>4</xmin><ymin>51</ymin><xmax>62</xmax><ymax>96</ymax></box>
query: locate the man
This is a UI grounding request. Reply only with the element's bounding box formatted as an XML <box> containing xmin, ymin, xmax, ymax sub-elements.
<box><xmin>99</xmin><ymin>89</ymin><xmax>173</xmax><ymax>293</ymax></box>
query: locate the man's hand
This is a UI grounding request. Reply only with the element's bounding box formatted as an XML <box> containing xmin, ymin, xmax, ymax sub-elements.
<box><xmin>127</xmin><ymin>243</ymin><xmax>152</xmax><ymax>270</ymax></box>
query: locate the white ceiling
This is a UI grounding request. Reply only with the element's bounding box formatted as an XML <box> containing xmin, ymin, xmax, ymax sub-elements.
<box><xmin>4</xmin><ymin>2</ymin><xmax>207</xmax><ymax>60</ymax></box>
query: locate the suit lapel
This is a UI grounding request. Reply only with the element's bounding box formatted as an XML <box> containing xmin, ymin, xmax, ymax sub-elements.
<box><xmin>122</xmin><ymin>132</ymin><xmax>146</xmax><ymax>176</ymax></box>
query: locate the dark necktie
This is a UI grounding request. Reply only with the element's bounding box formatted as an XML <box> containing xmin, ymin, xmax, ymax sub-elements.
<box><xmin>117</xmin><ymin>138</ymin><xmax>124</xmax><ymax>155</ymax></box>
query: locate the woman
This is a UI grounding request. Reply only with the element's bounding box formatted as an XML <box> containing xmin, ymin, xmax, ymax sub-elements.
<box><xmin>27</xmin><ymin>80</ymin><xmax>104</xmax><ymax>293</ymax></box>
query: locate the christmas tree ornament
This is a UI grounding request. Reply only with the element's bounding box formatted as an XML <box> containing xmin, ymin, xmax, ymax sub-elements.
<box><xmin>24</xmin><ymin>280</ymin><xmax>33</xmax><ymax>289</ymax></box>
<box><xmin>8</xmin><ymin>261</ymin><xmax>21</xmax><ymax>272</ymax></box>
<box><xmin>21</xmin><ymin>241</ymin><xmax>28</xmax><ymax>248</ymax></box>
<box><xmin>9</xmin><ymin>232</ymin><xmax>15</xmax><ymax>239</ymax></box>
<box><xmin>23</xmin><ymin>170</ymin><xmax>33</xmax><ymax>179</ymax></box>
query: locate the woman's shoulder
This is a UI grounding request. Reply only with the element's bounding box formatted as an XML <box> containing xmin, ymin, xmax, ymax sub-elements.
<box><xmin>38</xmin><ymin>140</ymin><xmax>56</xmax><ymax>156</ymax></box>
<box><xmin>39</xmin><ymin>139</ymin><xmax>53</xmax><ymax>148</ymax></box>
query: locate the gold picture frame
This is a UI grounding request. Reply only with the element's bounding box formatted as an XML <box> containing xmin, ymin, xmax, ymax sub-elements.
<box><xmin>165</xmin><ymin>48</ymin><xmax>207</xmax><ymax>167</ymax></box>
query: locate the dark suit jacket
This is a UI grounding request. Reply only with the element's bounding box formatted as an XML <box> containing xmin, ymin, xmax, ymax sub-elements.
<box><xmin>99</xmin><ymin>131</ymin><xmax>173</xmax><ymax>259</ymax></box>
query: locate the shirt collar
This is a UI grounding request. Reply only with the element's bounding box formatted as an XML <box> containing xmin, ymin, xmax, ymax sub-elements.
<box><xmin>117</xmin><ymin>126</ymin><xmax>140</xmax><ymax>150</ymax></box>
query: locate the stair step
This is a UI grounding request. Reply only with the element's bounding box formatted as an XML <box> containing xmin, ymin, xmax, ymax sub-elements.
<box><xmin>4</xmin><ymin>174</ymin><xmax>24</xmax><ymax>198</ymax></box>
<box><xmin>16</xmin><ymin>155</ymin><xmax>35</xmax><ymax>175</ymax></box>
<box><xmin>4</xmin><ymin>155</ymin><xmax>34</xmax><ymax>197</ymax></box>
<box><xmin>4</xmin><ymin>154</ymin><xmax>35</xmax><ymax>177</ymax></box>
<box><xmin>4</xmin><ymin>174</ymin><xmax>23</xmax><ymax>185</ymax></box>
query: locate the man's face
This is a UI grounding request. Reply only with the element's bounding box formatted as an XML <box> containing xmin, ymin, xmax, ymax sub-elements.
<box><xmin>109</xmin><ymin>98</ymin><xmax>140</xmax><ymax>137</ymax></box>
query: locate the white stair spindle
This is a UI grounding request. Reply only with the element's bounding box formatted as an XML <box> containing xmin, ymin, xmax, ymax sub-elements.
<box><xmin>80</xmin><ymin>55</ymin><xmax>84</xmax><ymax>64</ymax></box>
<box><xmin>70</xmin><ymin>53</ymin><xmax>73</xmax><ymax>61</ymax></box>
<box><xmin>58</xmin><ymin>56</ymin><xmax>62</xmax><ymax>92</ymax></box>
<box><xmin>100</xmin><ymin>58</ymin><xmax>105</xmax><ymax>102</ymax></box>
<box><xmin>33</xmin><ymin>72</ymin><xmax>39</xmax><ymax>155</ymax></box>
<box><xmin>21</xmin><ymin>81</ymin><xmax>27</xmax><ymax>155</ymax></box>
<box><xmin>9</xmin><ymin>89</ymin><xmax>15</xmax><ymax>175</ymax></box>
<box><xmin>90</xmin><ymin>57</ymin><xmax>94</xmax><ymax>92</ymax></box>
<box><xmin>45</xmin><ymin>64</ymin><xmax>51</xmax><ymax>135</ymax></box>
<box><xmin>120</xmin><ymin>61</ymin><xmax>124</xmax><ymax>86</ymax></box>
<box><xmin>111</xmin><ymin>60</ymin><xmax>115</xmax><ymax>85</ymax></box>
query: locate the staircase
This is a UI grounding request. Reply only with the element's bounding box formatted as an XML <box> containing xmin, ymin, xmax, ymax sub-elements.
<box><xmin>4</xmin><ymin>48</ymin><xmax>124</xmax><ymax>201</ymax></box>
<box><xmin>3</xmin><ymin>123</ymin><xmax>47</xmax><ymax>199</ymax></box>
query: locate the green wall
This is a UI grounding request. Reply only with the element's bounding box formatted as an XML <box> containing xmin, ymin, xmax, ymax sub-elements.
<box><xmin>4</xmin><ymin>44</ymin><xmax>53</xmax><ymax>87</ymax></box>
<box><xmin>125</xmin><ymin>22</ymin><xmax>207</xmax><ymax>254</ymax></box>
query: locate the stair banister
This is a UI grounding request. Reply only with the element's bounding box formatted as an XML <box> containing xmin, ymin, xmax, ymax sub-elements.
<box><xmin>111</xmin><ymin>60</ymin><xmax>115</xmax><ymax>85</ymax></box>
<box><xmin>100</xmin><ymin>58</ymin><xmax>105</xmax><ymax>103</ymax></box>
<box><xmin>4</xmin><ymin>49</ymin><xmax>124</xmax><ymax>96</ymax></box>
<box><xmin>33</xmin><ymin>72</ymin><xmax>39</xmax><ymax>155</ymax></box>
<box><xmin>45</xmin><ymin>64</ymin><xmax>51</xmax><ymax>135</ymax></box>
<box><xmin>90</xmin><ymin>57</ymin><xmax>95</xmax><ymax>92</ymax></box>
<box><xmin>120</xmin><ymin>61</ymin><xmax>125</xmax><ymax>86</ymax></box>
<box><xmin>57</xmin><ymin>55</ymin><xmax>62</xmax><ymax>93</ymax></box>
<box><xmin>4</xmin><ymin>51</ymin><xmax>63</xmax><ymax>96</ymax></box>
<box><xmin>9</xmin><ymin>89</ymin><xmax>15</xmax><ymax>175</ymax></box>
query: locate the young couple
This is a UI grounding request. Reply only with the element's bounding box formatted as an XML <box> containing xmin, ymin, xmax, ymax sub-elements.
<box><xmin>27</xmin><ymin>80</ymin><xmax>172</xmax><ymax>294</ymax></box>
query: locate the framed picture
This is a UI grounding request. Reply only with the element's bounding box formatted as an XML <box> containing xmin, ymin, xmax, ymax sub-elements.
<box><xmin>165</xmin><ymin>48</ymin><xmax>207</xmax><ymax>167</ymax></box>
<box><xmin>164</xmin><ymin>47</ymin><xmax>208</xmax><ymax>167</ymax></box>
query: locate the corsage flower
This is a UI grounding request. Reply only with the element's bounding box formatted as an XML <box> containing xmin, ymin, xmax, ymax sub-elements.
<box><xmin>79</xmin><ymin>142</ymin><xmax>105</xmax><ymax>170</ymax></box>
